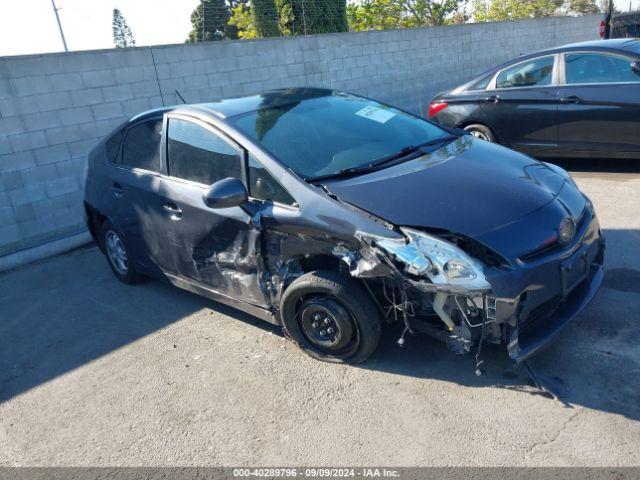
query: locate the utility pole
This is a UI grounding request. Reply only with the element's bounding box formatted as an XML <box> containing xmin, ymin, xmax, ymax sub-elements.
<box><xmin>50</xmin><ymin>0</ymin><xmax>69</xmax><ymax>52</ymax></box>
<box><xmin>201</xmin><ymin>0</ymin><xmax>205</xmax><ymax>42</ymax></box>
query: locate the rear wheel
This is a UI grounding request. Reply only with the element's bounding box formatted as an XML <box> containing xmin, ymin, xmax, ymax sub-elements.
<box><xmin>100</xmin><ymin>220</ymin><xmax>141</xmax><ymax>284</ymax></box>
<box><xmin>463</xmin><ymin>124</ymin><xmax>495</xmax><ymax>142</ymax></box>
<box><xmin>280</xmin><ymin>271</ymin><xmax>382</xmax><ymax>364</ymax></box>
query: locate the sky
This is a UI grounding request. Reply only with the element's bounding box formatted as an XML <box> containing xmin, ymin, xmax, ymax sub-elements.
<box><xmin>0</xmin><ymin>0</ymin><xmax>200</xmax><ymax>57</ymax></box>
<box><xmin>1</xmin><ymin>0</ymin><xmax>639</xmax><ymax>57</ymax></box>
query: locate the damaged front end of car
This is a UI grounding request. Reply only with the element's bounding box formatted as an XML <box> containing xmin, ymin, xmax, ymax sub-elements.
<box><xmin>325</xmin><ymin>209</ymin><xmax>605</xmax><ymax>369</ymax></box>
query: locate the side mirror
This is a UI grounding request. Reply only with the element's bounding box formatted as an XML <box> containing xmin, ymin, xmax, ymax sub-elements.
<box><xmin>202</xmin><ymin>177</ymin><xmax>248</xmax><ymax>209</ymax></box>
<box><xmin>631</xmin><ymin>61</ymin><xmax>640</xmax><ymax>77</ymax></box>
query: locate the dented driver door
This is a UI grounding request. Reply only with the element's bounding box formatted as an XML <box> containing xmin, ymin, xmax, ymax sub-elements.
<box><xmin>153</xmin><ymin>114</ymin><xmax>269</xmax><ymax>308</ymax></box>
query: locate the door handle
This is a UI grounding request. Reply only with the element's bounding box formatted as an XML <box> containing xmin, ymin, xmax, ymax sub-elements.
<box><xmin>484</xmin><ymin>94</ymin><xmax>500</xmax><ymax>103</ymax></box>
<box><xmin>163</xmin><ymin>202</ymin><xmax>183</xmax><ymax>220</ymax></box>
<box><xmin>560</xmin><ymin>95</ymin><xmax>581</xmax><ymax>104</ymax></box>
<box><xmin>112</xmin><ymin>183</ymin><xmax>124</xmax><ymax>198</ymax></box>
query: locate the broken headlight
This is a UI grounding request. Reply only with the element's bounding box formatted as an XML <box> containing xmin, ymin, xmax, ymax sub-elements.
<box><xmin>371</xmin><ymin>227</ymin><xmax>491</xmax><ymax>291</ymax></box>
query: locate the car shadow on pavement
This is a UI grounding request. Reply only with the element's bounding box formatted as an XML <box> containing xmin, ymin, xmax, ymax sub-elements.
<box><xmin>362</xmin><ymin>228</ymin><xmax>640</xmax><ymax>421</ymax></box>
<box><xmin>0</xmin><ymin>244</ymin><xmax>274</xmax><ymax>404</ymax></box>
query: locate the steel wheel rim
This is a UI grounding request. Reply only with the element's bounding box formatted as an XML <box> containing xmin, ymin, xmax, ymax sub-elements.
<box><xmin>105</xmin><ymin>230</ymin><xmax>128</xmax><ymax>275</ymax></box>
<box><xmin>298</xmin><ymin>296</ymin><xmax>357</xmax><ymax>354</ymax></box>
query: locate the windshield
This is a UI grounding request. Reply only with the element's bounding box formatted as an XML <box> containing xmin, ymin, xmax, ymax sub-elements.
<box><xmin>227</xmin><ymin>93</ymin><xmax>449</xmax><ymax>179</ymax></box>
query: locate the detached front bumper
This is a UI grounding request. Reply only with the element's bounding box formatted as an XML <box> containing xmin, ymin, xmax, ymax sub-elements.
<box><xmin>508</xmin><ymin>258</ymin><xmax>603</xmax><ymax>362</ymax></box>
<box><xmin>486</xmin><ymin>211</ymin><xmax>605</xmax><ymax>363</ymax></box>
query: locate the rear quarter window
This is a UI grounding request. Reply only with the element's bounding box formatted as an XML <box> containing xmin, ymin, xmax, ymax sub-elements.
<box><xmin>468</xmin><ymin>73</ymin><xmax>493</xmax><ymax>91</ymax></box>
<box><xmin>105</xmin><ymin>130</ymin><xmax>124</xmax><ymax>164</ymax></box>
<box><xmin>121</xmin><ymin>119</ymin><xmax>163</xmax><ymax>172</ymax></box>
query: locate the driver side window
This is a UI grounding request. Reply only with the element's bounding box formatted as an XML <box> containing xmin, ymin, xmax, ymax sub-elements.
<box><xmin>247</xmin><ymin>154</ymin><xmax>296</xmax><ymax>206</ymax></box>
<box><xmin>167</xmin><ymin>118</ymin><xmax>241</xmax><ymax>185</ymax></box>
<box><xmin>565</xmin><ymin>53</ymin><xmax>640</xmax><ymax>84</ymax></box>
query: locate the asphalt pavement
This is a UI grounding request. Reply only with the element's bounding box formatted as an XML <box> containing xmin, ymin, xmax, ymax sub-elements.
<box><xmin>0</xmin><ymin>162</ymin><xmax>639</xmax><ymax>466</ymax></box>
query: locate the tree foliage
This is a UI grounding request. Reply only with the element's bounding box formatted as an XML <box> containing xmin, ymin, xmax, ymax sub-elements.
<box><xmin>473</xmin><ymin>0</ymin><xmax>605</xmax><ymax>21</ymax></box>
<box><xmin>112</xmin><ymin>8</ymin><xmax>136</xmax><ymax>48</ymax></box>
<box><xmin>186</xmin><ymin>0</ymin><xmax>238</xmax><ymax>42</ymax></box>
<box><xmin>231</xmin><ymin>0</ymin><xmax>346</xmax><ymax>37</ymax></box>
<box><xmin>252</xmin><ymin>0</ymin><xmax>282</xmax><ymax>36</ymax></box>
<box><xmin>229</xmin><ymin>3</ymin><xmax>258</xmax><ymax>38</ymax></box>
<box><xmin>473</xmin><ymin>0</ymin><xmax>563</xmax><ymax>21</ymax></box>
<box><xmin>403</xmin><ymin>0</ymin><xmax>468</xmax><ymax>26</ymax></box>
<box><xmin>222</xmin><ymin>0</ymin><xmax>605</xmax><ymax>40</ymax></box>
<box><xmin>286</xmin><ymin>0</ymin><xmax>349</xmax><ymax>34</ymax></box>
<box><xmin>568</xmin><ymin>0</ymin><xmax>603</xmax><ymax>14</ymax></box>
<box><xmin>347</xmin><ymin>0</ymin><xmax>467</xmax><ymax>31</ymax></box>
<box><xmin>347</xmin><ymin>0</ymin><xmax>404</xmax><ymax>30</ymax></box>
<box><xmin>230</xmin><ymin>0</ymin><xmax>296</xmax><ymax>38</ymax></box>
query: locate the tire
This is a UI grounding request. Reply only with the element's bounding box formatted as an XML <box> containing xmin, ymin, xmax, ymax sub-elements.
<box><xmin>280</xmin><ymin>270</ymin><xmax>382</xmax><ymax>364</ymax></box>
<box><xmin>100</xmin><ymin>220</ymin><xmax>142</xmax><ymax>284</ymax></box>
<box><xmin>463</xmin><ymin>124</ymin><xmax>496</xmax><ymax>142</ymax></box>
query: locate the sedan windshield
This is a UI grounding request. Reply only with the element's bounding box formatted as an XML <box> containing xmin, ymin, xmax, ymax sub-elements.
<box><xmin>227</xmin><ymin>92</ymin><xmax>450</xmax><ymax>180</ymax></box>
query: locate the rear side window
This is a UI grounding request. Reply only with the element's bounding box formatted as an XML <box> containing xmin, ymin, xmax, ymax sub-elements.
<box><xmin>247</xmin><ymin>154</ymin><xmax>296</xmax><ymax>206</ymax></box>
<box><xmin>496</xmin><ymin>56</ymin><xmax>554</xmax><ymax>89</ymax></box>
<box><xmin>468</xmin><ymin>73</ymin><xmax>493</xmax><ymax>91</ymax></box>
<box><xmin>105</xmin><ymin>130</ymin><xmax>124</xmax><ymax>164</ymax></box>
<box><xmin>167</xmin><ymin>118</ymin><xmax>241</xmax><ymax>185</ymax></box>
<box><xmin>122</xmin><ymin>119</ymin><xmax>163</xmax><ymax>172</ymax></box>
<box><xmin>565</xmin><ymin>53</ymin><xmax>640</xmax><ymax>84</ymax></box>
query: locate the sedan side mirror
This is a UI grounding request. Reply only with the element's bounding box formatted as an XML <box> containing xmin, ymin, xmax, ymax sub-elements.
<box><xmin>632</xmin><ymin>61</ymin><xmax>640</xmax><ymax>77</ymax></box>
<box><xmin>202</xmin><ymin>177</ymin><xmax>248</xmax><ymax>209</ymax></box>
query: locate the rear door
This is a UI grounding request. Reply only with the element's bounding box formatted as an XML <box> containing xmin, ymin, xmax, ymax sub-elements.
<box><xmin>156</xmin><ymin>114</ymin><xmax>270</xmax><ymax>307</ymax></box>
<box><xmin>557</xmin><ymin>51</ymin><xmax>640</xmax><ymax>156</ymax></box>
<box><xmin>481</xmin><ymin>55</ymin><xmax>560</xmax><ymax>155</ymax></box>
<box><xmin>109</xmin><ymin>117</ymin><xmax>167</xmax><ymax>275</ymax></box>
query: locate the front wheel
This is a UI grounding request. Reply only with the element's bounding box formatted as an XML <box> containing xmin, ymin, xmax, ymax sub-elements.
<box><xmin>463</xmin><ymin>124</ymin><xmax>496</xmax><ymax>142</ymax></box>
<box><xmin>280</xmin><ymin>271</ymin><xmax>382</xmax><ymax>364</ymax></box>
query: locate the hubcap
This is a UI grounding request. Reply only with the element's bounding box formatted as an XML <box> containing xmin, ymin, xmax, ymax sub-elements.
<box><xmin>105</xmin><ymin>230</ymin><xmax>128</xmax><ymax>275</ymax></box>
<box><xmin>298</xmin><ymin>298</ymin><xmax>355</xmax><ymax>352</ymax></box>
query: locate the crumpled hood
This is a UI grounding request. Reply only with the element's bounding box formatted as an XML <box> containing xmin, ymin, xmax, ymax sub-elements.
<box><xmin>321</xmin><ymin>136</ymin><xmax>577</xmax><ymax>238</ymax></box>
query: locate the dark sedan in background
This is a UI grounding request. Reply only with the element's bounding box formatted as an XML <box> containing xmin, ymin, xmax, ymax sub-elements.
<box><xmin>429</xmin><ymin>39</ymin><xmax>640</xmax><ymax>159</ymax></box>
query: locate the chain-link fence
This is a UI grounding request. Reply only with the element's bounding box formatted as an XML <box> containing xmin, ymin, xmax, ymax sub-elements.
<box><xmin>1</xmin><ymin>0</ymin><xmax>637</xmax><ymax>58</ymax></box>
<box><xmin>183</xmin><ymin>0</ymin><xmax>626</xmax><ymax>42</ymax></box>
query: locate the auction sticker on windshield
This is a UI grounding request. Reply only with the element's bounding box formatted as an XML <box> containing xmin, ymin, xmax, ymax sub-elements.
<box><xmin>355</xmin><ymin>106</ymin><xmax>396</xmax><ymax>124</ymax></box>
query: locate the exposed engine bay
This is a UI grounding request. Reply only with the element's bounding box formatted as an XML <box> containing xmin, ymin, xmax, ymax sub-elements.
<box><xmin>270</xmin><ymin>225</ymin><xmax>505</xmax><ymax>376</ymax></box>
<box><xmin>254</xmin><ymin>196</ymin><xmax>604</xmax><ymax>376</ymax></box>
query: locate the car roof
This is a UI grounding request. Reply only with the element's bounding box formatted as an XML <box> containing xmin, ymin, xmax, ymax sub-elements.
<box><xmin>540</xmin><ymin>38</ymin><xmax>640</xmax><ymax>54</ymax></box>
<box><xmin>128</xmin><ymin>87</ymin><xmax>336</xmax><ymax>124</ymax></box>
<box><xmin>499</xmin><ymin>39</ymin><xmax>640</xmax><ymax>68</ymax></box>
<box><xmin>450</xmin><ymin>39</ymin><xmax>640</xmax><ymax>92</ymax></box>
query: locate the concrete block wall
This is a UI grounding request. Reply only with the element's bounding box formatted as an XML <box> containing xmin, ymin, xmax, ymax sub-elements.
<box><xmin>0</xmin><ymin>14</ymin><xmax>599</xmax><ymax>269</ymax></box>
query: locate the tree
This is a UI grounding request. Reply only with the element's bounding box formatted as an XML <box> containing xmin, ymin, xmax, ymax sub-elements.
<box><xmin>347</xmin><ymin>0</ymin><xmax>404</xmax><ymax>31</ymax></box>
<box><xmin>229</xmin><ymin>3</ymin><xmax>258</xmax><ymax>38</ymax></box>
<box><xmin>287</xmin><ymin>0</ymin><xmax>349</xmax><ymax>34</ymax></box>
<box><xmin>473</xmin><ymin>0</ymin><xmax>563</xmax><ymax>22</ymax></box>
<box><xmin>229</xmin><ymin>0</ymin><xmax>295</xmax><ymax>38</ymax></box>
<box><xmin>401</xmin><ymin>0</ymin><xmax>468</xmax><ymax>26</ymax></box>
<box><xmin>186</xmin><ymin>0</ymin><xmax>238</xmax><ymax>42</ymax></box>
<box><xmin>112</xmin><ymin>8</ymin><xmax>136</xmax><ymax>48</ymax></box>
<box><xmin>568</xmin><ymin>0</ymin><xmax>602</xmax><ymax>13</ymax></box>
<box><xmin>252</xmin><ymin>0</ymin><xmax>282</xmax><ymax>36</ymax></box>
<box><xmin>347</xmin><ymin>0</ymin><xmax>467</xmax><ymax>31</ymax></box>
<box><xmin>231</xmin><ymin>0</ymin><xmax>348</xmax><ymax>38</ymax></box>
